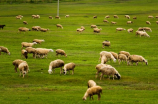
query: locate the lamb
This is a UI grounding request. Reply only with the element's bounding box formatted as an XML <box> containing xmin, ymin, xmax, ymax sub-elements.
<box><xmin>125</xmin><ymin>15</ymin><xmax>130</xmax><ymax>19</ymax></box>
<box><xmin>148</xmin><ymin>15</ymin><xmax>154</xmax><ymax>19</ymax></box>
<box><xmin>127</xmin><ymin>28</ymin><xmax>134</xmax><ymax>33</ymax></box>
<box><xmin>63</xmin><ymin>62</ymin><xmax>75</xmax><ymax>75</ymax></box>
<box><xmin>91</xmin><ymin>25</ymin><xmax>97</xmax><ymax>28</ymax></box>
<box><xmin>82</xmin><ymin>86</ymin><xmax>102</xmax><ymax>100</ymax></box>
<box><xmin>0</xmin><ymin>46</ymin><xmax>10</xmax><ymax>55</ymax></box>
<box><xmin>23</xmin><ymin>21</ymin><xmax>28</xmax><ymax>25</ymax></box>
<box><xmin>18</xmin><ymin>61</ymin><xmax>29</xmax><ymax>78</ymax></box>
<box><xmin>0</xmin><ymin>25</ymin><xmax>6</xmax><ymax>30</ymax></box>
<box><xmin>65</xmin><ymin>15</ymin><xmax>70</xmax><ymax>18</ymax></box>
<box><xmin>40</xmin><ymin>28</ymin><xmax>49</xmax><ymax>32</ymax></box>
<box><xmin>32</xmin><ymin>26</ymin><xmax>41</xmax><ymax>31</ymax></box>
<box><xmin>143</xmin><ymin>27</ymin><xmax>152</xmax><ymax>32</ymax></box>
<box><xmin>128</xmin><ymin>55</ymin><xmax>148</xmax><ymax>65</ymax></box>
<box><xmin>99</xmin><ymin>51</ymin><xmax>116</xmax><ymax>63</ymax></box>
<box><xmin>56</xmin><ymin>24</ymin><xmax>63</xmax><ymax>29</ymax></box>
<box><xmin>103</xmin><ymin>19</ymin><xmax>109</xmax><ymax>23</ymax></box>
<box><xmin>118</xmin><ymin>54</ymin><xmax>128</xmax><ymax>65</ymax></box>
<box><xmin>100</xmin><ymin>66</ymin><xmax>121</xmax><ymax>80</ymax></box>
<box><xmin>118</xmin><ymin>51</ymin><xmax>130</xmax><ymax>58</ymax></box>
<box><xmin>48</xmin><ymin>59</ymin><xmax>64</xmax><ymax>74</ymax></box>
<box><xmin>133</xmin><ymin>16</ymin><xmax>137</xmax><ymax>19</ymax></box>
<box><xmin>25</xmin><ymin>47</ymin><xmax>36</xmax><ymax>58</ymax></box>
<box><xmin>110</xmin><ymin>52</ymin><xmax>118</xmax><ymax>60</ymax></box>
<box><xmin>102</xmin><ymin>40</ymin><xmax>110</xmax><ymax>48</ymax></box>
<box><xmin>56</xmin><ymin>49</ymin><xmax>67</xmax><ymax>57</ymax></box>
<box><xmin>127</xmin><ymin>21</ymin><xmax>133</xmax><ymax>24</ymax></box>
<box><xmin>146</xmin><ymin>21</ymin><xmax>151</xmax><ymax>25</ymax></box>
<box><xmin>93</xmin><ymin>28</ymin><xmax>102</xmax><ymax>33</ymax></box>
<box><xmin>87</xmin><ymin>80</ymin><xmax>96</xmax><ymax>88</ymax></box>
<box><xmin>93</xmin><ymin>15</ymin><xmax>97</xmax><ymax>19</ymax></box>
<box><xmin>105</xmin><ymin>15</ymin><xmax>110</xmax><ymax>19</ymax></box>
<box><xmin>21</xmin><ymin>49</ymin><xmax>28</xmax><ymax>59</ymax></box>
<box><xmin>12</xmin><ymin>59</ymin><xmax>26</xmax><ymax>73</ymax></box>
<box><xmin>21</xmin><ymin>42</ymin><xmax>37</xmax><ymax>49</ymax></box>
<box><xmin>18</xmin><ymin>27</ymin><xmax>31</xmax><ymax>33</ymax></box>
<box><xmin>49</xmin><ymin>16</ymin><xmax>53</xmax><ymax>19</ymax></box>
<box><xmin>55</xmin><ymin>16</ymin><xmax>60</xmax><ymax>19</ymax></box>
<box><xmin>114</xmin><ymin>15</ymin><xmax>119</xmax><ymax>18</ymax></box>
<box><xmin>35</xmin><ymin>48</ymin><xmax>54</xmax><ymax>58</ymax></box>
<box><xmin>116</xmin><ymin>28</ymin><xmax>126</xmax><ymax>32</ymax></box>
<box><xmin>33</xmin><ymin>39</ymin><xmax>45</xmax><ymax>44</ymax></box>
<box><xmin>111</xmin><ymin>21</ymin><xmax>117</xmax><ymax>24</ymax></box>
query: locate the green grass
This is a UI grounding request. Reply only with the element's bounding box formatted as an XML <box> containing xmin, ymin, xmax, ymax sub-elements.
<box><xmin>1</xmin><ymin>0</ymin><xmax>158</xmax><ymax>103</ymax></box>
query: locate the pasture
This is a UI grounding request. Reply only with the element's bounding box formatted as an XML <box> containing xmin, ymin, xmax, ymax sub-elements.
<box><xmin>0</xmin><ymin>0</ymin><xmax>158</xmax><ymax>103</ymax></box>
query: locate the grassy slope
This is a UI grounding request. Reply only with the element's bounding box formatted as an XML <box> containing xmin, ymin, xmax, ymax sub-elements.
<box><xmin>0</xmin><ymin>0</ymin><xmax>158</xmax><ymax>103</ymax></box>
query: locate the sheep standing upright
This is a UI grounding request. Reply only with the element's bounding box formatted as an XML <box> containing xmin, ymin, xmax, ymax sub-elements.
<box><xmin>114</xmin><ymin>15</ymin><xmax>119</xmax><ymax>18</ymax></box>
<box><xmin>76</xmin><ymin>28</ymin><xmax>84</xmax><ymax>34</ymax></box>
<box><xmin>21</xmin><ymin>42</ymin><xmax>37</xmax><ymax>49</ymax></box>
<box><xmin>118</xmin><ymin>51</ymin><xmax>130</xmax><ymax>58</ymax></box>
<box><xmin>21</xmin><ymin>49</ymin><xmax>28</xmax><ymax>59</ymax></box>
<box><xmin>40</xmin><ymin>28</ymin><xmax>49</xmax><ymax>32</ymax></box>
<box><xmin>65</xmin><ymin>15</ymin><xmax>70</xmax><ymax>18</ymax></box>
<box><xmin>12</xmin><ymin>59</ymin><xmax>26</xmax><ymax>73</ymax></box>
<box><xmin>125</xmin><ymin>15</ymin><xmax>130</xmax><ymax>19</ymax></box>
<box><xmin>33</xmin><ymin>39</ymin><xmax>45</xmax><ymax>44</ymax></box>
<box><xmin>87</xmin><ymin>80</ymin><xmax>96</xmax><ymax>88</ymax></box>
<box><xmin>82</xmin><ymin>86</ymin><xmax>102</xmax><ymax>100</ymax></box>
<box><xmin>143</xmin><ymin>27</ymin><xmax>152</xmax><ymax>32</ymax></box>
<box><xmin>93</xmin><ymin>28</ymin><xmax>102</xmax><ymax>33</ymax></box>
<box><xmin>63</xmin><ymin>62</ymin><xmax>75</xmax><ymax>75</ymax></box>
<box><xmin>116</xmin><ymin>28</ymin><xmax>126</xmax><ymax>32</ymax></box>
<box><xmin>48</xmin><ymin>59</ymin><xmax>64</xmax><ymax>74</ymax></box>
<box><xmin>56</xmin><ymin>49</ymin><xmax>67</xmax><ymax>57</ymax></box>
<box><xmin>35</xmin><ymin>48</ymin><xmax>54</xmax><ymax>58</ymax></box>
<box><xmin>25</xmin><ymin>47</ymin><xmax>36</xmax><ymax>58</ymax></box>
<box><xmin>49</xmin><ymin>16</ymin><xmax>53</xmax><ymax>19</ymax></box>
<box><xmin>18</xmin><ymin>27</ymin><xmax>31</xmax><ymax>33</ymax></box>
<box><xmin>93</xmin><ymin>15</ymin><xmax>97</xmax><ymax>19</ymax></box>
<box><xmin>102</xmin><ymin>40</ymin><xmax>110</xmax><ymax>48</ymax></box>
<box><xmin>128</xmin><ymin>55</ymin><xmax>148</xmax><ymax>65</ymax></box>
<box><xmin>103</xmin><ymin>19</ymin><xmax>109</xmax><ymax>23</ymax></box>
<box><xmin>146</xmin><ymin>21</ymin><xmax>151</xmax><ymax>25</ymax></box>
<box><xmin>118</xmin><ymin>54</ymin><xmax>128</xmax><ymax>65</ymax></box>
<box><xmin>127</xmin><ymin>21</ymin><xmax>133</xmax><ymax>24</ymax></box>
<box><xmin>127</xmin><ymin>28</ymin><xmax>134</xmax><ymax>33</ymax></box>
<box><xmin>99</xmin><ymin>51</ymin><xmax>116</xmax><ymax>63</ymax></box>
<box><xmin>56</xmin><ymin>24</ymin><xmax>63</xmax><ymax>29</ymax></box>
<box><xmin>0</xmin><ymin>46</ymin><xmax>10</xmax><ymax>55</ymax></box>
<box><xmin>91</xmin><ymin>25</ymin><xmax>97</xmax><ymax>28</ymax></box>
<box><xmin>55</xmin><ymin>16</ymin><xmax>60</xmax><ymax>19</ymax></box>
<box><xmin>18</xmin><ymin>62</ymin><xmax>29</xmax><ymax>78</ymax></box>
<box><xmin>23</xmin><ymin>21</ymin><xmax>28</xmax><ymax>25</ymax></box>
<box><xmin>110</xmin><ymin>52</ymin><xmax>118</xmax><ymax>60</ymax></box>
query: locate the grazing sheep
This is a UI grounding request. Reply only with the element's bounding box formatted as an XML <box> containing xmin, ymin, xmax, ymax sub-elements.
<box><xmin>0</xmin><ymin>46</ymin><xmax>10</xmax><ymax>55</ymax></box>
<box><xmin>100</xmin><ymin>66</ymin><xmax>121</xmax><ymax>80</ymax></box>
<box><xmin>18</xmin><ymin>62</ymin><xmax>29</xmax><ymax>78</ymax></box>
<box><xmin>146</xmin><ymin>21</ymin><xmax>151</xmax><ymax>25</ymax></box>
<box><xmin>63</xmin><ymin>62</ymin><xmax>75</xmax><ymax>75</ymax></box>
<box><xmin>93</xmin><ymin>28</ymin><xmax>102</xmax><ymax>33</ymax></box>
<box><xmin>125</xmin><ymin>15</ymin><xmax>130</xmax><ymax>19</ymax></box>
<box><xmin>32</xmin><ymin>15</ymin><xmax>40</xmax><ymax>19</ymax></box>
<box><xmin>81</xmin><ymin>26</ymin><xmax>85</xmax><ymax>30</ymax></box>
<box><xmin>56</xmin><ymin>24</ymin><xmax>63</xmax><ymax>29</ymax></box>
<box><xmin>56</xmin><ymin>49</ymin><xmax>67</xmax><ymax>57</ymax></box>
<box><xmin>143</xmin><ymin>27</ymin><xmax>152</xmax><ymax>32</ymax></box>
<box><xmin>156</xmin><ymin>21</ymin><xmax>158</xmax><ymax>24</ymax></box>
<box><xmin>102</xmin><ymin>40</ymin><xmax>110</xmax><ymax>48</ymax></box>
<box><xmin>21</xmin><ymin>49</ymin><xmax>28</xmax><ymax>59</ymax></box>
<box><xmin>21</xmin><ymin>42</ymin><xmax>37</xmax><ymax>49</ymax></box>
<box><xmin>91</xmin><ymin>25</ymin><xmax>97</xmax><ymax>28</ymax></box>
<box><xmin>33</xmin><ymin>39</ymin><xmax>45</xmax><ymax>44</ymax></box>
<box><xmin>138</xmin><ymin>27</ymin><xmax>144</xmax><ymax>31</ymax></box>
<box><xmin>137</xmin><ymin>31</ymin><xmax>150</xmax><ymax>37</ymax></box>
<box><xmin>32</xmin><ymin>26</ymin><xmax>41</xmax><ymax>31</ymax></box>
<box><xmin>87</xmin><ymin>80</ymin><xmax>96</xmax><ymax>88</ymax></box>
<box><xmin>12</xmin><ymin>59</ymin><xmax>26</xmax><ymax>73</ymax></box>
<box><xmin>128</xmin><ymin>55</ymin><xmax>148</xmax><ymax>65</ymax></box>
<box><xmin>116</xmin><ymin>28</ymin><xmax>126</xmax><ymax>32</ymax></box>
<box><xmin>93</xmin><ymin>15</ymin><xmax>97</xmax><ymax>19</ymax></box>
<box><xmin>55</xmin><ymin>16</ymin><xmax>60</xmax><ymax>19</ymax></box>
<box><xmin>40</xmin><ymin>28</ymin><xmax>49</xmax><ymax>32</ymax></box>
<box><xmin>118</xmin><ymin>54</ymin><xmax>128</xmax><ymax>65</ymax></box>
<box><xmin>35</xmin><ymin>48</ymin><xmax>54</xmax><ymax>58</ymax></box>
<box><xmin>25</xmin><ymin>47</ymin><xmax>36</xmax><ymax>58</ymax></box>
<box><xmin>118</xmin><ymin>51</ymin><xmax>130</xmax><ymax>58</ymax></box>
<box><xmin>16</xmin><ymin>16</ymin><xmax>22</xmax><ymax>19</ymax></box>
<box><xmin>48</xmin><ymin>59</ymin><xmax>64</xmax><ymax>74</ymax></box>
<box><xmin>155</xmin><ymin>16</ymin><xmax>158</xmax><ymax>18</ymax></box>
<box><xmin>110</xmin><ymin>52</ymin><xmax>118</xmax><ymax>60</ymax></box>
<box><xmin>105</xmin><ymin>15</ymin><xmax>110</xmax><ymax>19</ymax></box>
<box><xmin>18</xmin><ymin>27</ymin><xmax>31</xmax><ymax>33</ymax></box>
<box><xmin>111</xmin><ymin>21</ymin><xmax>117</xmax><ymax>24</ymax></box>
<box><xmin>76</xmin><ymin>28</ymin><xmax>84</xmax><ymax>33</ymax></box>
<box><xmin>23</xmin><ymin>21</ymin><xmax>28</xmax><ymax>25</ymax></box>
<box><xmin>65</xmin><ymin>15</ymin><xmax>70</xmax><ymax>18</ymax></box>
<box><xmin>100</xmin><ymin>55</ymin><xmax>108</xmax><ymax>64</ymax></box>
<box><xmin>49</xmin><ymin>16</ymin><xmax>53</xmax><ymax>19</ymax></box>
<box><xmin>133</xmin><ymin>16</ymin><xmax>137</xmax><ymax>19</ymax></box>
<box><xmin>148</xmin><ymin>15</ymin><xmax>154</xmax><ymax>19</ymax></box>
<box><xmin>99</xmin><ymin>51</ymin><xmax>116</xmax><ymax>63</ymax></box>
<box><xmin>103</xmin><ymin>19</ymin><xmax>109</xmax><ymax>23</ymax></box>
<box><xmin>82</xmin><ymin>86</ymin><xmax>102</xmax><ymax>100</ymax></box>
<box><xmin>114</xmin><ymin>15</ymin><xmax>119</xmax><ymax>18</ymax></box>
<box><xmin>0</xmin><ymin>25</ymin><xmax>6</xmax><ymax>30</ymax></box>
<box><xmin>127</xmin><ymin>21</ymin><xmax>133</xmax><ymax>24</ymax></box>
<box><xmin>127</xmin><ymin>28</ymin><xmax>134</xmax><ymax>33</ymax></box>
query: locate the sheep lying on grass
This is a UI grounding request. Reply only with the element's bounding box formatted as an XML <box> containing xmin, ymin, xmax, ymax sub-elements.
<box><xmin>63</xmin><ymin>62</ymin><xmax>75</xmax><ymax>75</ymax></box>
<box><xmin>87</xmin><ymin>80</ymin><xmax>96</xmax><ymax>88</ymax></box>
<box><xmin>82</xmin><ymin>86</ymin><xmax>102</xmax><ymax>100</ymax></box>
<box><xmin>128</xmin><ymin>55</ymin><xmax>148</xmax><ymax>65</ymax></box>
<box><xmin>118</xmin><ymin>51</ymin><xmax>130</xmax><ymax>58</ymax></box>
<box><xmin>25</xmin><ymin>47</ymin><xmax>36</xmax><ymax>58</ymax></box>
<box><xmin>35</xmin><ymin>48</ymin><xmax>54</xmax><ymax>58</ymax></box>
<box><xmin>12</xmin><ymin>59</ymin><xmax>25</xmax><ymax>73</ymax></box>
<box><xmin>56</xmin><ymin>49</ymin><xmax>67</xmax><ymax>57</ymax></box>
<box><xmin>21</xmin><ymin>42</ymin><xmax>37</xmax><ymax>49</ymax></box>
<box><xmin>118</xmin><ymin>54</ymin><xmax>127</xmax><ymax>65</ymax></box>
<box><xmin>21</xmin><ymin>49</ymin><xmax>28</xmax><ymax>59</ymax></box>
<box><xmin>0</xmin><ymin>25</ymin><xmax>6</xmax><ymax>29</ymax></box>
<box><xmin>33</xmin><ymin>39</ymin><xmax>45</xmax><ymax>44</ymax></box>
<box><xmin>0</xmin><ymin>46</ymin><xmax>10</xmax><ymax>55</ymax></box>
<box><xmin>18</xmin><ymin>61</ymin><xmax>29</xmax><ymax>78</ymax></box>
<box><xmin>56</xmin><ymin>24</ymin><xmax>63</xmax><ymax>29</ymax></box>
<box><xmin>102</xmin><ymin>40</ymin><xmax>110</xmax><ymax>48</ymax></box>
<box><xmin>48</xmin><ymin>59</ymin><xmax>64</xmax><ymax>74</ymax></box>
<box><xmin>116</xmin><ymin>28</ymin><xmax>126</xmax><ymax>32</ymax></box>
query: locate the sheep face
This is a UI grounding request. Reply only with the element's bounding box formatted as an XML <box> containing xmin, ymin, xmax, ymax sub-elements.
<box><xmin>82</xmin><ymin>97</ymin><xmax>86</xmax><ymax>100</ymax></box>
<box><xmin>63</xmin><ymin>69</ymin><xmax>67</xmax><ymax>75</ymax></box>
<box><xmin>144</xmin><ymin>60</ymin><xmax>148</xmax><ymax>65</ymax></box>
<box><xmin>23</xmin><ymin>71</ymin><xmax>27</xmax><ymax>75</ymax></box>
<box><xmin>48</xmin><ymin>69</ymin><xmax>52</xmax><ymax>74</ymax></box>
<box><xmin>115</xmin><ymin>74</ymin><xmax>121</xmax><ymax>80</ymax></box>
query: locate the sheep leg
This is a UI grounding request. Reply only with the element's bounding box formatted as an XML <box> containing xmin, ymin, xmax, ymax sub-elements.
<box><xmin>98</xmin><ymin>94</ymin><xmax>101</xmax><ymax>100</ymax></box>
<box><xmin>118</xmin><ymin>59</ymin><xmax>120</xmax><ymax>64</ymax></box>
<box><xmin>72</xmin><ymin>70</ymin><xmax>74</xmax><ymax>75</ymax></box>
<box><xmin>100</xmin><ymin>73</ymin><xmax>103</xmax><ymax>80</ymax></box>
<box><xmin>60</xmin><ymin>67</ymin><xmax>62</xmax><ymax>74</ymax></box>
<box><xmin>112</xmin><ymin>75</ymin><xmax>115</xmax><ymax>80</ymax></box>
<box><xmin>96</xmin><ymin>72</ymin><xmax>99</xmax><ymax>78</ymax></box>
<box><xmin>14</xmin><ymin>66</ymin><xmax>18</xmax><ymax>73</ymax></box>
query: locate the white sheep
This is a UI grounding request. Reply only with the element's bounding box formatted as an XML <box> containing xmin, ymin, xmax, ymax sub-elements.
<box><xmin>118</xmin><ymin>51</ymin><xmax>130</xmax><ymax>58</ymax></box>
<box><xmin>127</xmin><ymin>21</ymin><xmax>133</xmax><ymax>24</ymax></box>
<box><xmin>16</xmin><ymin>15</ymin><xmax>23</xmax><ymax>19</ymax></box>
<box><xmin>63</xmin><ymin>62</ymin><xmax>75</xmax><ymax>75</ymax></box>
<box><xmin>127</xmin><ymin>28</ymin><xmax>134</xmax><ymax>33</ymax></box>
<box><xmin>32</xmin><ymin>15</ymin><xmax>40</xmax><ymax>19</ymax></box>
<box><xmin>23</xmin><ymin>21</ymin><xmax>28</xmax><ymax>25</ymax></box>
<box><xmin>146</xmin><ymin>21</ymin><xmax>151</xmax><ymax>25</ymax></box>
<box><xmin>116</xmin><ymin>28</ymin><xmax>126</xmax><ymax>32</ymax></box>
<box><xmin>103</xmin><ymin>19</ymin><xmax>109</xmax><ymax>23</ymax></box>
<box><xmin>35</xmin><ymin>48</ymin><xmax>54</xmax><ymax>58</ymax></box>
<box><xmin>156</xmin><ymin>21</ymin><xmax>158</xmax><ymax>24</ymax></box>
<box><xmin>118</xmin><ymin>54</ymin><xmax>128</xmax><ymax>65</ymax></box>
<box><xmin>137</xmin><ymin>31</ymin><xmax>150</xmax><ymax>37</ymax></box>
<box><xmin>148</xmin><ymin>15</ymin><xmax>154</xmax><ymax>19</ymax></box>
<box><xmin>25</xmin><ymin>47</ymin><xmax>36</xmax><ymax>58</ymax></box>
<box><xmin>32</xmin><ymin>26</ymin><xmax>41</xmax><ymax>31</ymax></box>
<box><xmin>40</xmin><ymin>28</ymin><xmax>49</xmax><ymax>32</ymax></box>
<box><xmin>128</xmin><ymin>55</ymin><xmax>148</xmax><ymax>65</ymax></box>
<box><xmin>111</xmin><ymin>21</ymin><xmax>117</xmax><ymax>24</ymax></box>
<box><xmin>0</xmin><ymin>46</ymin><xmax>10</xmax><ymax>55</ymax></box>
<box><xmin>55</xmin><ymin>16</ymin><xmax>60</xmax><ymax>19</ymax></box>
<box><xmin>48</xmin><ymin>59</ymin><xmax>64</xmax><ymax>74</ymax></box>
<box><xmin>33</xmin><ymin>39</ymin><xmax>45</xmax><ymax>44</ymax></box>
<box><xmin>91</xmin><ymin>25</ymin><xmax>97</xmax><ymax>28</ymax></box>
<box><xmin>81</xmin><ymin>26</ymin><xmax>85</xmax><ymax>31</ymax></box>
<box><xmin>18</xmin><ymin>27</ymin><xmax>31</xmax><ymax>33</ymax></box>
<box><xmin>125</xmin><ymin>15</ymin><xmax>130</xmax><ymax>19</ymax></box>
<box><xmin>100</xmin><ymin>55</ymin><xmax>108</xmax><ymax>64</ymax></box>
<box><xmin>82</xmin><ymin>86</ymin><xmax>102</xmax><ymax>100</ymax></box>
<box><xmin>143</xmin><ymin>27</ymin><xmax>152</xmax><ymax>32</ymax></box>
<box><xmin>21</xmin><ymin>42</ymin><xmax>37</xmax><ymax>49</ymax></box>
<box><xmin>93</xmin><ymin>28</ymin><xmax>102</xmax><ymax>33</ymax></box>
<box><xmin>76</xmin><ymin>28</ymin><xmax>84</xmax><ymax>33</ymax></box>
<box><xmin>102</xmin><ymin>40</ymin><xmax>110</xmax><ymax>48</ymax></box>
<box><xmin>18</xmin><ymin>61</ymin><xmax>29</xmax><ymax>78</ymax></box>
<box><xmin>65</xmin><ymin>15</ymin><xmax>70</xmax><ymax>18</ymax></box>
<box><xmin>87</xmin><ymin>80</ymin><xmax>96</xmax><ymax>88</ymax></box>
<box><xmin>110</xmin><ymin>52</ymin><xmax>118</xmax><ymax>60</ymax></box>
<box><xmin>56</xmin><ymin>24</ymin><xmax>63</xmax><ymax>29</ymax></box>
<box><xmin>114</xmin><ymin>15</ymin><xmax>119</xmax><ymax>18</ymax></box>
<box><xmin>21</xmin><ymin>49</ymin><xmax>28</xmax><ymax>59</ymax></box>
<box><xmin>99</xmin><ymin>51</ymin><xmax>116</xmax><ymax>63</ymax></box>
<box><xmin>56</xmin><ymin>49</ymin><xmax>67</xmax><ymax>57</ymax></box>
<box><xmin>12</xmin><ymin>59</ymin><xmax>25</xmax><ymax>73</ymax></box>
<box><xmin>105</xmin><ymin>15</ymin><xmax>110</xmax><ymax>19</ymax></box>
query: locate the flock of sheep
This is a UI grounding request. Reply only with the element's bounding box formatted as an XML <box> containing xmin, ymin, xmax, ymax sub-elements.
<box><xmin>0</xmin><ymin>13</ymin><xmax>152</xmax><ymax>101</ymax></box>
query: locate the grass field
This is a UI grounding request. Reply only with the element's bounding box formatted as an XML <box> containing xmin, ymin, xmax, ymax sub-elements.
<box><xmin>0</xmin><ymin>0</ymin><xmax>158</xmax><ymax>103</ymax></box>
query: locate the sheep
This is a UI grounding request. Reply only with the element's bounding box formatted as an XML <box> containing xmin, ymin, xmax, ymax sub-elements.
<box><xmin>102</xmin><ymin>40</ymin><xmax>110</xmax><ymax>48</ymax></box>
<box><xmin>55</xmin><ymin>16</ymin><xmax>60</xmax><ymax>19</ymax></box>
<box><xmin>35</xmin><ymin>48</ymin><xmax>54</xmax><ymax>58</ymax></box>
<box><xmin>48</xmin><ymin>59</ymin><xmax>64</xmax><ymax>74</ymax></box>
<box><xmin>114</xmin><ymin>15</ymin><xmax>119</xmax><ymax>18</ymax></box>
<box><xmin>25</xmin><ymin>47</ymin><xmax>36</xmax><ymax>58</ymax></box>
<box><xmin>127</xmin><ymin>28</ymin><xmax>134</xmax><ymax>33</ymax></box>
<box><xmin>99</xmin><ymin>51</ymin><xmax>116</xmax><ymax>63</ymax></box>
<box><xmin>93</xmin><ymin>15</ymin><xmax>97</xmax><ymax>19</ymax></box>
<box><xmin>110</xmin><ymin>52</ymin><xmax>118</xmax><ymax>60</ymax></box>
<box><xmin>127</xmin><ymin>21</ymin><xmax>133</xmax><ymax>24</ymax></box>
<box><xmin>56</xmin><ymin>24</ymin><xmax>63</xmax><ymax>29</ymax></box>
<box><xmin>76</xmin><ymin>28</ymin><xmax>84</xmax><ymax>33</ymax></box>
<box><xmin>93</xmin><ymin>28</ymin><xmax>102</xmax><ymax>33</ymax></box>
<box><xmin>82</xmin><ymin>86</ymin><xmax>102</xmax><ymax>100</ymax></box>
<box><xmin>16</xmin><ymin>16</ymin><xmax>22</xmax><ymax>19</ymax></box>
<box><xmin>156</xmin><ymin>21</ymin><xmax>158</xmax><ymax>24</ymax></box>
<box><xmin>32</xmin><ymin>15</ymin><xmax>40</xmax><ymax>19</ymax></box>
<box><xmin>65</xmin><ymin>15</ymin><xmax>70</xmax><ymax>18</ymax></box>
<box><xmin>63</xmin><ymin>62</ymin><xmax>75</xmax><ymax>75</ymax></box>
<box><xmin>146</xmin><ymin>21</ymin><xmax>151</xmax><ymax>25</ymax></box>
<box><xmin>103</xmin><ymin>19</ymin><xmax>109</xmax><ymax>23</ymax></box>
<box><xmin>49</xmin><ymin>16</ymin><xmax>53</xmax><ymax>19</ymax></box>
<box><xmin>111</xmin><ymin>21</ymin><xmax>117</xmax><ymax>24</ymax></box>
<box><xmin>118</xmin><ymin>54</ymin><xmax>128</xmax><ymax>65</ymax></box>
<box><xmin>21</xmin><ymin>42</ymin><xmax>37</xmax><ymax>49</ymax></box>
<box><xmin>91</xmin><ymin>25</ymin><xmax>97</xmax><ymax>28</ymax></box>
<box><xmin>143</xmin><ymin>27</ymin><xmax>152</xmax><ymax>32</ymax></box>
<box><xmin>18</xmin><ymin>61</ymin><xmax>29</xmax><ymax>78</ymax></box>
<box><xmin>116</xmin><ymin>28</ymin><xmax>126</xmax><ymax>32</ymax></box>
<box><xmin>133</xmin><ymin>16</ymin><xmax>137</xmax><ymax>19</ymax></box>
<box><xmin>137</xmin><ymin>31</ymin><xmax>150</xmax><ymax>37</ymax></box>
<box><xmin>148</xmin><ymin>15</ymin><xmax>154</xmax><ymax>19</ymax></box>
<box><xmin>100</xmin><ymin>55</ymin><xmax>108</xmax><ymax>64</ymax></box>
<box><xmin>23</xmin><ymin>21</ymin><xmax>28</xmax><ymax>25</ymax></box>
<box><xmin>32</xmin><ymin>26</ymin><xmax>41</xmax><ymax>31</ymax></box>
<box><xmin>125</xmin><ymin>15</ymin><xmax>130</xmax><ymax>19</ymax></box>
<box><xmin>0</xmin><ymin>46</ymin><xmax>10</xmax><ymax>55</ymax></box>
<box><xmin>0</xmin><ymin>25</ymin><xmax>6</xmax><ymax>30</ymax></box>
<box><xmin>12</xmin><ymin>59</ymin><xmax>26</xmax><ymax>73</ymax></box>
<box><xmin>118</xmin><ymin>51</ymin><xmax>130</xmax><ymax>58</ymax></box>
<box><xmin>81</xmin><ymin>26</ymin><xmax>85</xmax><ymax>31</ymax></box>
<box><xmin>33</xmin><ymin>39</ymin><xmax>45</xmax><ymax>44</ymax></box>
<box><xmin>128</xmin><ymin>55</ymin><xmax>148</xmax><ymax>65</ymax></box>
<box><xmin>18</xmin><ymin>27</ymin><xmax>31</xmax><ymax>33</ymax></box>
<box><xmin>155</xmin><ymin>16</ymin><xmax>158</xmax><ymax>18</ymax></box>
<box><xmin>87</xmin><ymin>80</ymin><xmax>96</xmax><ymax>88</ymax></box>
<box><xmin>138</xmin><ymin>27</ymin><xmax>144</xmax><ymax>31</ymax></box>
<box><xmin>21</xmin><ymin>49</ymin><xmax>28</xmax><ymax>59</ymax></box>
<box><xmin>100</xmin><ymin>66</ymin><xmax>121</xmax><ymax>80</ymax></box>
<box><xmin>40</xmin><ymin>28</ymin><xmax>49</xmax><ymax>32</ymax></box>
<box><xmin>105</xmin><ymin>15</ymin><xmax>110</xmax><ymax>19</ymax></box>
<box><xmin>56</xmin><ymin>49</ymin><xmax>67</xmax><ymax>57</ymax></box>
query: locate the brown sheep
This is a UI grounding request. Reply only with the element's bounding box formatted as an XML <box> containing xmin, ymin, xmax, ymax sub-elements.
<box><xmin>110</xmin><ymin>52</ymin><xmax>118</xmax><ymax>60</ymax></box>
<box><xmin>118</xmin><ymin>54</ymin><xmax>128</xmax><ymax>65</ymax></box>
<box><xmin>33</xmin><ymin>39</ymin><xmax>45</xmax><ymax>44</ymax></box>
<box><xmin>56</xmin><ymin>24</ymin><xmax>63</xmax><ymax>29</ymax></box>
<box><xmin>118</xmin><ymin>51</ymin><xmax>130</xmax><ymax>58</ymax></box>
<box><xmin>93</xmin><ymin>28</ymin><xmax>102</xmax><ymax>33</ymax></box>
<box><xmin>128</xmin><ymin>55</ymin><xmax>148</xmax><ymax>65</ymax></box>
<box><xmin>146</xmin><ymin>21</ymin><xmax>151</xmax><ymax>25</ymax></box>
<box><xmin>93</xmin><ymin>15</ymin><xmax>97</xmax><ymax>19</ymax></box>
<box><xmin>102</xmin><ymin>40</ymin><xmax>110</xmax><ymax>48</ymax></box>
<box><xmin>91</xmin><ymin>25</ymin><xmax>97</xmax><ymax>28</ymax></box>
<box><xmin>12</xmin><ymin>59</ymin><xmax>26</xmax><ymax>73</ymax></box>
<box><xmin>0</xmin><ymin>46</ymin><xmax>10</xmax><ymax>55</ymax></box>
<box><xmin>55</xmin><ymin>16</ymin><xmax>60</xmax><ymax>19</ymax></box>
<box><xmin>40</xmin><ymin>28</ymin><xmax>49</xmax><ymax>32</ymax></box>
<box><xmin>49</xmin><ymin>16</ymin><xmax>53</xmax><ymax>19</ymax></box>
<box><xmin>25</xmin><ymin>47</ymin><xmax>36</xmax><ymax>58</ymax></box>
<box><xmin>63</xmin><ymin>62</ymin><xmax>75</xmax><ymax>75</ymax></box>
<box><xmin>114</xmin><ymin>15</ymin><xmax>119</xmax><ymax>18</ymax></box>
<box><xmin>103</xmin><ymin>19</ymin><xmax>109</xmax><ymax>23</ymax></box>
<box><xmin>56</xmin><ymin>49</ymin><xmax>67</xmax><ymax>57</ymax></box>
<box><xmin>23</xmin><ymin>21</ymin><xmax>28</xmax><ymax>25</ymax></box>
<box><xmin>32</xmin><ymin>26</ymin><xmax>41</xmax><ymax>31</ymax></box>
<box><xmin>18</xmin><ymin>62</ymin><xmax>29</xmax><ymax>78</ymax></box>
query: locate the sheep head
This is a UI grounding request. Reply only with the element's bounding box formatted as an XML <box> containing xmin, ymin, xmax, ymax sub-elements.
<box><xmin>48</xmin><ymin>69</ymin><xmax>52</xmax><ymax>74</ymax></box>
<box><xmin>63</xmin><ymin>69</ymin><xmax>67</xmax><ymax>75</ymax></box>
<box><xmin>115</xmin><ymin>73</ymin><xmax>121</xmax><ymax>80</ymax></box>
